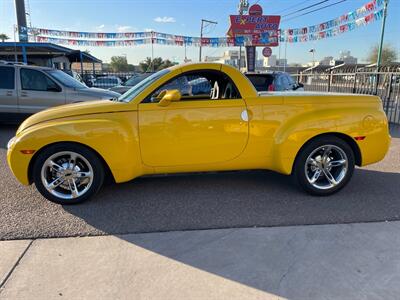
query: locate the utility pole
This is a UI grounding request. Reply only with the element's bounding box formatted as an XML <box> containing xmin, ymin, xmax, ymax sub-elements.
<box><xmin>377</xmin><ymin>0</ymin><xmax>389</xmax><ymax>69</ymax></box>
<box><xmin>199</xmin><ymin>19</ymin><xmax>217</xmax><ymax>62</ymax></box>
<box><xmin>237</xmin><ymin>0</ymin><xmax>249</xmax><ymax>70</ymax></box>
<box><xmin>14</xmin><ymin>0</ymin><xmax>28</xmax><ymax>42</ymax></box>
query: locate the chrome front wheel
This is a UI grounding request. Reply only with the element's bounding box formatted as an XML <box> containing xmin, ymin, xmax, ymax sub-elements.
<box><xmin>41</xmin><ymin>151</ymin><xmax>94</xmax><ymax>200</ymax></box>
<box><xmin>33</xmin><ymin>144</ymin><xmax>104</xmax><ymax>204</ymax></box>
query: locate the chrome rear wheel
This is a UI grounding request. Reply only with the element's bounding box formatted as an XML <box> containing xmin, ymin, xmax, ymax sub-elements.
<box><xmin>305</xmin><ymin>145</ymin><xmax>348</xmax><ymax>190</ymax></box>
<box><xmin>293</xmin><ymin>136</ymin><xmax>355</xmax><ymax>196</ymax></box>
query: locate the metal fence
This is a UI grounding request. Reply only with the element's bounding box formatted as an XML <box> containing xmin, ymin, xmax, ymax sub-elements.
<box><xmin>292</xmin><ymin>66</ymin><xmax>400</xmax><ymax>125</ymax></box>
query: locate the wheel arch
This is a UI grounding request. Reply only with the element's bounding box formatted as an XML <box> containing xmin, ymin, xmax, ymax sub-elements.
<box><xmin>291</xmin><ymin>132</ymin><xmax>362</xmax><ymax>175</ymax></box>
<box><xmin>27</xmin><ymin>141</ymin><xmax>115</xmax><ymax>185</ymax></box>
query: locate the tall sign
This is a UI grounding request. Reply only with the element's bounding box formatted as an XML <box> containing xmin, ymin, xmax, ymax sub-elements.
<box><xmin>227</xmin><ymin>5</ymin><xmax>281</xmax><ymax>47</ymax></box>
<box><xmin>14</xmin><ymin>0</ymin><xmax>28</xmax><ymax>42</ymax></box>
<box><xmin>227</xmin><ymin>3</ymin><xmax>280</xmax><ymax>71</ymax></box>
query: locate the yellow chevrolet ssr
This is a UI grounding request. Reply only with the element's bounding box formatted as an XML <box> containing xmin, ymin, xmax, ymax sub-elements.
<box><xmin>7</xmin><ymin>63</ymin><xmax>390</xmax><ymax>204</ymax></box>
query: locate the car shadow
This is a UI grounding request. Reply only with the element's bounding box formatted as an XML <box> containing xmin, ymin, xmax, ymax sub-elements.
<box><xmin>62</xmin><ymin>168</ymin><xmax>400</xmax><ymax>298</ymax></box>
<box><xmin>63</xmin><ymin>168</ymin><xmax>400</xmax><ymax>234</ymax></box>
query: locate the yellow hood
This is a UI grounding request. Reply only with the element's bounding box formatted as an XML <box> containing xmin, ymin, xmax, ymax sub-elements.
<box><xmin>17</xmin><ymin>100</ymin><xmax>133</xmax><ymax>135</ymax></box>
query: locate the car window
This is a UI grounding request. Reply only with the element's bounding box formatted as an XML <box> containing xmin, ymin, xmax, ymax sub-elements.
<box><xmin>45</xmin><ymin>69</ymin><xmax>86</xmax><ymax>88</ymax></box>
<box><xmin>281</xmin><ymin>75</ymin><xmax>290</xmax><ymax>90</ymax></box>
<box><xmin>246</xmin><ymin>74</ymin><xmax>274</xmax><ymax>92</ymax></box>
<box><xmin>147</xmin><ymin>70</ymin><xmax>240</xmax><ymax>103</ymax></box>
<box><xmin>125</xmin><ymin>73</ymin><xmax>152</xmax><ymax>86</ymax></box>
<box><xmin>118</xmin><ymin>69</ymin><xmax>170</xmax><ymax>102</ymax></box>
<box><xmin>274</xmin><ymin>75</ymin><xmax>286</xmax><ymax>91</ymax></box>
<box><xmin>20</xmin><ymin>68</ymin><xmax>60</xmax><ymax>92</ymax></box>
<box><xmin>0</xmin><ymin>66</ymin><xmax>15</xmax><ymax>89</ymax></box>
<box><xmin>286</xmin><ymin>74</ymin><xmax>295</xmax><ymax>86</ymax></box>
<box><xmin>97</xmin><ymin>78</ymin><xmax>117</xmax><ymax>84</ymax></box>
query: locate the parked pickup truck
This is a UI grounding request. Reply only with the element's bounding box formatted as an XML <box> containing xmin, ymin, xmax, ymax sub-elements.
<box><xmin>7</xmin><ymin>63</ymin><xmax>390</xmax><ymax>204</ymax></box>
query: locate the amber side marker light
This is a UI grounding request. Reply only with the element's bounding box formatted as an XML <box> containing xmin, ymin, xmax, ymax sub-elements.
<box><xmin>354</xmin><ymin>136</ymin><xmax>366</xmax><ymax>141</ymax></box>
<box><xmin>20</xmin><ymin>150</ymin><xmax>36</xmax><ymax>155</ymax></box>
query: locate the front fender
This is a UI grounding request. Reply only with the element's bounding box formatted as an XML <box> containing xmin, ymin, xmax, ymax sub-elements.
<box><xmin>7</xmin><ymin>112</ymin><xmax>148</xmax><ymax>185</ymax></box>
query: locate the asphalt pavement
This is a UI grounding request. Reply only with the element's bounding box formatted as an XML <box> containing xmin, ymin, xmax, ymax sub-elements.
<box><xmin>1</xmin><ymin>124</ymin><xmax>399</xmax><ymax>241</ymax></box>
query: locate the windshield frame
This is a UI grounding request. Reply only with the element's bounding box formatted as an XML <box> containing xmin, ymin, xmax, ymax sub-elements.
<box><xmin>117</xmin><ymin>69</ymin><xmax>170</xmax><ymax>102</ymax></box>
<box><xmin>44</xmin><ymin>69</ymin><xmax>87</xmax><ymax>89</ymax></box>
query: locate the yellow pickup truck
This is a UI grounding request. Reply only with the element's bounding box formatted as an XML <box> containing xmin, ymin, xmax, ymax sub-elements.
<box><xmin>7</xmin><ymin>63</ymin><xmax>390</xmax><ymax>204</ymax></box>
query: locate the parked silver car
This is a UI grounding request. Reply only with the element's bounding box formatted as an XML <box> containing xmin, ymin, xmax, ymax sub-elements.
<box><xmin>92</xmin><ymin>76</ymin><xmax>122</xmax><ymax>89</ymax></box>
<box><xmin>0</xmin><ymin>62</ymin><xmax>120</xmax><ymax>122</ymax></box>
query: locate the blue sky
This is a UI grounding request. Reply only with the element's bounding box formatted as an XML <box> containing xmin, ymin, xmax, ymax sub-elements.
<box><xmin>0</xmin><ymin>0</ymin><xmax>399</xmax><ymax>64</ymax></box>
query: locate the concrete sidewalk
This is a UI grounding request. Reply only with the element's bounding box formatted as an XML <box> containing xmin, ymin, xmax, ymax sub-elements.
<box><xmin>1</xmin><ymin>222</ymin><xmax>400</xmax><ymax>300</ymax></box>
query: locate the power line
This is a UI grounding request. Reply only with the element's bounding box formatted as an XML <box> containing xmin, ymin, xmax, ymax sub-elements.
<box><xmin>282</xmin><ymin>0</ymin><xmax>348</xmax><ymax>23</ymax></box>
<box><xmin>282</xmin><ymin>0</ymin><xmax>331</xmax><ymax>18</ymax></box>
<box><xmin>271</xmin><ymin>0</ymin><xmax>315</xmax><ymax>15</ymax></box>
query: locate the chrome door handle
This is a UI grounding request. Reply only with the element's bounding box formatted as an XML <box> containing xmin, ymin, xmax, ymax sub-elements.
<box><xmin>241</xmin><ymin>109</ymin><xmax>249</xmax><ymax>122</ymax></box>
<box><xmin>20</xmin><ymin>92</ymin><xmax>28</xmax><ymax>97</ymax></box>
<box><xmin>6</xmin><ymin>91</ymin><xmax>13</xmax><ymax>96</ymax></box>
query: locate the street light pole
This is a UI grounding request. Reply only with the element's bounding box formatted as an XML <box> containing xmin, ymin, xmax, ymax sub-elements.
<box><xmin>377</xmin><ymin>0</ymin><xmax>389</xmax><ymax>69</ymax></box>
<box><xmin>199</xmin><ymin>19</ymin><xmax>218</xmax><ymax>62</ymax></box>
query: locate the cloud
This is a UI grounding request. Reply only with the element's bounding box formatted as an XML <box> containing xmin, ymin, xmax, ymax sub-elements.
<box><xmin>154</xmin><ymin>16</ymin><xmax>176</xmax><ymax>23</ymax></box>
<box><xmin>117</xmin><ymin>26</ymin><xmax>132</xmax><ymax>32</ymax></box>
<box><xmin>95</xmin><ymin>24</ymin><xmax>105</xmax><ymax>31</ymax></box>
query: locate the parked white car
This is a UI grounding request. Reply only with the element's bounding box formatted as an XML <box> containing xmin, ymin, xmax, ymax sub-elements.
<box><xmin>0</xmin><ymin>61</ymin><xmax>120</xmax><ymax>122</ymax></box>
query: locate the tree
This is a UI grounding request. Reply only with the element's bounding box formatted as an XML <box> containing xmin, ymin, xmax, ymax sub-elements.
<box><xmin>367</xmin><ymin>44</ymin><xmax>397</xmax><ymax>65</ymax></box>
<box><xmin>140</xmin><ymin>57</ymin><xmax>177</xmax><ymax>72</ymax></box>
<box><xmin>0</xmin><ymin>33</ymin><xmax>10</xmax><ymax>42</ymax></box>
<box><xmin>109</xmin><ymin>56</ymin><xmax>129</xmax><ymax>72</ymax></box>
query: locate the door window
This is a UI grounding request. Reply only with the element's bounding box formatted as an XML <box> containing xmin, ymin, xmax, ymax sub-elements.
<box><xmin>0</xmin><ymin>66</ymin><xmax>15</xmax><ymax>89</ymax></box>
<box><xmin>20</xmin><ymin>68</ymin><xmax>61</xmax><ymax>92</ymax></box>
<box><xmin>145</xmin><ymin>70</ymin><xmax>241</xmax><ymax>103</ymax></box>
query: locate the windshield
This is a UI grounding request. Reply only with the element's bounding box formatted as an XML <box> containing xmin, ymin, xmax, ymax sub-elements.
<box><xmin>118</xmin><ymin>69</ymin><xmax>170</xmax><ymax>102</ymax></box>
<box><xmin>125</xmin><ymin>73</ymin><xmax>152</xmax><ymax>86</ymax></box>
<box><xmin>45</xmin><ymin>70</ymin><xmax>87</xmax><ymax>89</ymax></box>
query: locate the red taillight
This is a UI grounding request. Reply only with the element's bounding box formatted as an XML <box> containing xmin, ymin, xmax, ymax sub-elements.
<box><xmin>354</xmin><ymin>136</ymin><xmax>366</xmax><ymax>141</ymax></box>
<box><xmin>268</xmin><ymin>84</ymin><xmax>275</xmax><ymax>91</ymax></box>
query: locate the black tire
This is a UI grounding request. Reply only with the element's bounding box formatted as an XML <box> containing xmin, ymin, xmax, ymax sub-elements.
<box><xmin>293</xmin><ymin>136</ymin><xmax>355</xmax><ymax>196</ymax></box>
<box><xmin>32</xmin><ymin>143</ymin><xmax>104</xmax><ymax>205</ymax></box>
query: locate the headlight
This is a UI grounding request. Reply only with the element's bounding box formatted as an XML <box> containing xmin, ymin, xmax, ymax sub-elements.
<box><xmin>7</xmin><ymin>137</ymin><xmax>17</xmax><ymax>150</ymax></box>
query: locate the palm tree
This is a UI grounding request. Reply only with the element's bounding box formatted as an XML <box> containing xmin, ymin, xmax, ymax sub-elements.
<box><xmin>0</xmin><ymin>33</ymin><xmax>10</xmax><ymax>42</ymax></box>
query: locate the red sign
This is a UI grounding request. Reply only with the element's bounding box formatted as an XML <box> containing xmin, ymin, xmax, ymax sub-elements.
<box><xmin>249</xmin><ymin>4</ymin><xmax>263</xmax><ymax>16</ymax></box>
<box><xmin>228</xmin><ymin>15</ymin><xmax>281</xmax><ymax>35</ymax></box>
<box><xmin>227</xmin><ymin>14</ymin><xmax>281</xmax><ymax>47</ymax></box>
<box><xmin>262</xmin><ymin>47</ymin><xmax>272</xmax><ymax>57</ymax></box>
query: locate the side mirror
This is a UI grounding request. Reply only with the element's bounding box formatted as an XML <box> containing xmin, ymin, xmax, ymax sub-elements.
<box><xmin>158</xmin><ymin>89</ymin><xmax>181</xmax><ymax>107</ymax></box>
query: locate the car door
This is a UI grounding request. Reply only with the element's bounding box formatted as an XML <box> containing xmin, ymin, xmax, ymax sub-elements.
<box><xmin>138</xmin><ymin>70</ymin><xmax>249</xmax><ymax>167</ymax></box>
<box><xmin>18</xmin><ymin>67</ymin><xmax>66</xmax><ymax>114</ymax></box>
<box><xmin>0</xmin><ymin>66</ymin><xmax>18</xmax><ymax>113</ymax></box>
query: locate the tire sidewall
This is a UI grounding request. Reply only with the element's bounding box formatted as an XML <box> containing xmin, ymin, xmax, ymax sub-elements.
<box><xmin>32</xmin><ymin>143</ymin><xmax>104</xmax><ymax>205</ymax></box>
<box><xmin>294</xmin><ymin>136</ymin><xmax>355</xmax><ymax>196</ymax></box>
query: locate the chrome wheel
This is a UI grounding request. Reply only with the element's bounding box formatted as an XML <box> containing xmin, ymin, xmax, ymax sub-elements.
<box><xmin>304</xmin><ymin>145</ymin><xmax>348</xmax><ymax>190</ymax></box>
<box><xmin>40</xmin><ymin>151</ymin><xmax>94</xmax><ymax>200</ymax></box>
